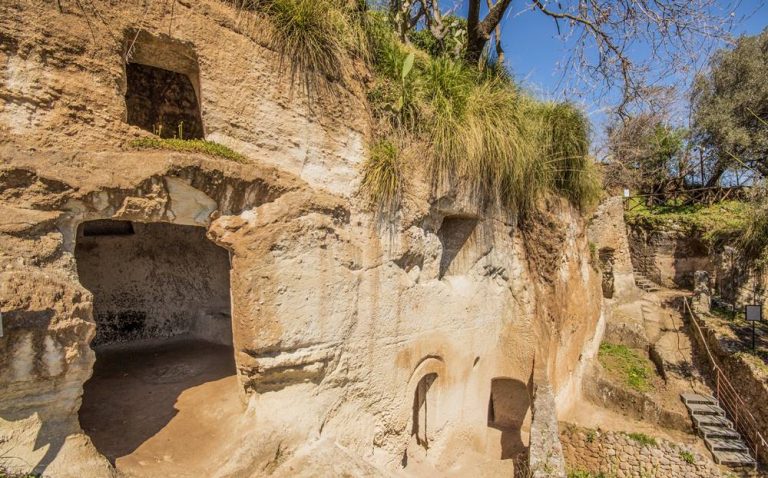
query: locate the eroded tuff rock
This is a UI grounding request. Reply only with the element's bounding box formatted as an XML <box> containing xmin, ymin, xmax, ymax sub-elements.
<box><xmin>0</xmin><ymin>2</ymin><xmax>604</xmax><ymax>476</ymax></box>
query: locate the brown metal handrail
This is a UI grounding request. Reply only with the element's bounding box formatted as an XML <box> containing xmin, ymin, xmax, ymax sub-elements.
<box><xmin>684</xmin><ymin>297</ymin><xmax>768</xmax><ymax>464</ymax></box>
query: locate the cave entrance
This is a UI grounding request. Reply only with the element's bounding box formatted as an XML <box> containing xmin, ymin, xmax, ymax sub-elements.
<box><xmin>76</xmin><ymin>220</ymin><xmax>239</xmax><ymax>474</ymax></box>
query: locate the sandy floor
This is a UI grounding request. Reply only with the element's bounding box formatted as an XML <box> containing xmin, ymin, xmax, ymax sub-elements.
<box><xmin>79</xmin><ymin>337</ymin><xmax>243</xmax><ymax>478</ymax></box>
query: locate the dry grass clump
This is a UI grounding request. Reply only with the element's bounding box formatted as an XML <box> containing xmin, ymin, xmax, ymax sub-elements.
<box><xmin>230</xmin><ymin>0</ymin><xmax>365</xmax><ymax>94</ymax></box>
<box><xmin>360</xmin><ymin>139</ymin><xmax>406</xmax><ymax>217</ymax></box>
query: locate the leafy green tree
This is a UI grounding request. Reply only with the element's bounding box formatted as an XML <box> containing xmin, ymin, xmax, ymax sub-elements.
<box><xmin>692</xmin><ymin>29</ymin><xmax>768</xmax><ymax>186</ymax></box>
<box><xmin>605</xmin><ymin>114</ymin><xmax>687</xmax><ymax>194</ymax></box>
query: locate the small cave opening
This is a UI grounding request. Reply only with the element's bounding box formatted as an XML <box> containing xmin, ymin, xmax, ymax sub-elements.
<box><xmin>126</xmin><ymin>62</ymin><xmax>204</xmax><ymax>139</ymax></box>
<box><xmin>76</xmin><ymin>220</ymin><xmax>239</xmax><ymax>473</ymax></box>
<box><xmin>437</xmin><ymin>216</ymin><xmax>478</xmax><ymax>278</ymax></box>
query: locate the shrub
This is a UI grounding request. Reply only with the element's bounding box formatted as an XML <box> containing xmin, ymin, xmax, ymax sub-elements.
<box><xmin>679</xmin><ymin>450</ymin><xmax>695</xmax><ymax>464</ymax></box>
<box><xmin>129</xmin><ymin>138</ymin><xmax>248</xmax><ymax>163</ymax></box>
<box><xmin>567</xmin><ymin>471</ymin><xmax>609</xmax><ymax>478</ymax></box>
<box><xmin>360</xmin><ymin>139</ymin><xmax>405</xmax><ymax>218</ymax></box>
<box><xmin>627</xmin><ymin>432</ymin><xmax>657</xmax><ymax>446</ymax></box>
<box><xmin>233</xmin><ymin>0</ymin><xmax>365</xmax><ymax>94</ymax></box>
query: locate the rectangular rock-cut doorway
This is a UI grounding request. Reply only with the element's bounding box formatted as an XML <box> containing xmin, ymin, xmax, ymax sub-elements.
<box><xmin>76</xmin><ymin>220</ymin><xmax>240</xmax><ymax>475</ymax></box>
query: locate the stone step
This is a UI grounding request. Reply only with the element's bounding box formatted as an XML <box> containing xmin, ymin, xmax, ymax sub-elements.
<box><xmin>693</xmin><ymin>414</ymin><xmax>734</xmax><ymax>429</ymax></box>
<box><xmin>698</xmin><ymin>425</ymin><xmax>740</xmax><ymax>439</ymax></box>
<box><xmin>712</xmin><ymin>450</ymin><xmax>756</xmax><ymax>467</ymax></box>
<box><xmin>686</xmin><ymin>403</ymin><xmax>726</xmax><ymax>416</ymax></box>
<box><xmin>706</xmin><ymin>437</ymin><xmax>750</xmax><ymax>452</ymax></box>
<box><xmin>682</xmin><ymin>393</ymin><xmax>718</xmax><ymax>406</ymax></box>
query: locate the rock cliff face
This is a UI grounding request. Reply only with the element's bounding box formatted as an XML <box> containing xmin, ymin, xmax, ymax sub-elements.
<box><xmin>0</xmin><ymin>2</ymin><xmax>603</xmax><ymax>476</ymax></box>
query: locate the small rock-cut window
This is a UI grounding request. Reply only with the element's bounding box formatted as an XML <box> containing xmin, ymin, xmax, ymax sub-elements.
<box><xmin>437</xmin><ymin>216</ymin><xmax>478</xmax><ymax>278</ymax></box>
<box><xmin>125</xmin><ymin>63</ymin><xmax>204</xmax><ymax>139</ymax></box>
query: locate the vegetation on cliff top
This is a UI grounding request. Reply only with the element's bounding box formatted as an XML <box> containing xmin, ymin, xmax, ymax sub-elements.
<box><xmin>241</xmin><ymin>0</ymin><xmax>601</xmax><ymax>219</ymax></box>
<box><xmin>624</xmin><ymin>199</ymin><xmax>750</xmax><ymax>246</ymax></box>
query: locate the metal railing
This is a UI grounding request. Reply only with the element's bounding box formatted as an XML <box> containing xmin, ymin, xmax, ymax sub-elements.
<box><xmin>684</xmin><ymin>297</ymin><xmax>768</xmax><ymax>464</ymax></box>
<box><xmin>624</xmin><ymin>186</ymin><xmax>749</xmax><ymax>211</ymax></box>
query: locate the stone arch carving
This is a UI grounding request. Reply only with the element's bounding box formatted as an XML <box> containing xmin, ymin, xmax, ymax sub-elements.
<box><xmin>405</xmin><ymin>356</ymin><xmax>446</xmax><ymax>451</ymax></box>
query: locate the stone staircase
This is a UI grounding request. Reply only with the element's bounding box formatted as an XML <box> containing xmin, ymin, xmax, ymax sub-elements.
<box><xmin>682</xmin><ymin>393</ymin><xmax>757</xmax><ymax>468</ymax></box>
<box><xmin>634</xmin><ymin>272</ymin><xmax>660</xmax><ymax>292</ymax></box>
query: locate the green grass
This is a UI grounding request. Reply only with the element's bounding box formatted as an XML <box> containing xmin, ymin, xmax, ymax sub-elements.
<box><xmin>679</xmin><ymin>450</ymin><xmax>695</xmax><ymax>464</ymax></box>
<box><xmin>568</xmin><ymin>471</ymin><xmax>609</xmax><ymax>478</ymax></box>
<box><xmin>624</xmin><ymin>199</ymin><xmax>750</xmax><ymax>245</ymax></box>
<box><xmin>626</xmin><ymin>432</ymin><xmax>657</xmax><ymax>446</ymax></box>
<box><xmin>598</xmin><ymin>343</ymin><xmax>654</xmax><ymax>392</ymax></box>
<box><xmin>129</xmin><ymin>138</ymin><xmax>248</xmax><ymax>163</ymax></box>
<box><xmin>360</xmin><ymin>139</ymin><xmax>404</xmax><ymax>217</ymax></box>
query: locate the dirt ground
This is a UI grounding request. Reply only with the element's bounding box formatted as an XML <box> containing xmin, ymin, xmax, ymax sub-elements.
<box><xmin>79</xmin><ymin>337</ymin><xmax>243</xmax><ymax>478</ymax></box>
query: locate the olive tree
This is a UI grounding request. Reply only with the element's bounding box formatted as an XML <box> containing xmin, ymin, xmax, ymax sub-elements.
<box><xmin>692</xmin><ymin>29</ymin><xmax>768</xmax><ymax>186</ymax></box>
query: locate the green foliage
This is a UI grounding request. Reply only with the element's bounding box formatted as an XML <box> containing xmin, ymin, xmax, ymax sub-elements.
<box><xmin>586</xmin><ymin>429</ymin><xmax>597</xmax><ymax>443</ymax></box>
<box><xmin>598</xmin><ymin>343</ymin><xmax>654</xmax><ymax>392</ymax></box>
<box><xmin>360</xmin><ymin>139</ymin><xmax>405</xmax><ymax>217</ymax></box>
<box><xmin>693</xmin><ymin>29</ymin><xmax>768</xmax><ymax>182</ymax></box>
<box><xmin>248</xmin><ymin>2</ymin><xmax>601</xmax><ymax>217</ymax></box>
<box><xmin>625</xmin><ymin>199</ymin><xmax>750</xmax><ymax>246</ymax></box>
<box><xmin>535</xmin><ymin>102</ymin><xmax>602</xmax><ymax>209</ymax></box>
<box><xmin>0</xmin><ymin>467</ymin><xmax>40</xmax><ymax>478</ymax></box>
<box><xmin>568</xmin><ymin>471</ymin><xmax>609</xmax><ymax>478</ymax></box>
<box><xmin>408</xmin><ymin>15</ymin><xmax>467</xmax><ymax>58</ymax></box>
<box><xmin>679</xmin><ymin>450</ymin><xmax>695</xmax><ymax>464</ymax></box>
<box><xmin>626</xmin><ymin>432</ymin><xmax>657</xmax><ymax>447</ymax></box>
<box><xmin>605</xmin><ymin>114</ymin><xmax>687</xmax><ymax>193</ymax></box>
<box><xmin>738</xmin><ymin>184</ymin><xmax>768</xmax><ymax>263</ymax></box>
<box><xmin>129</xmin><ymin>138</ymin><xmax>248</xmax><ymax>163</ymax></box>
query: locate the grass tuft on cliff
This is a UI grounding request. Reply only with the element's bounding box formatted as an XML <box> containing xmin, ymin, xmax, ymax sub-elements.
<box><xmin>129</xmin><ymin>138</ymin><xmax>248</xmax><ymax>163</ymax></box>
<box><xmin>626</xmin><ymin>432</ymin><xmax>657</xmax><ymax>446</ymax></box>
<box><xmin>598</xmin><ymin>343</ymin><xmax>654</xmax><ymax>392</ymax></box>
<box><xmin>361</xmin><ymin>139</ymin><xmax>405</xmax><ymax>218</ymax></box>
<box><xmin>231</xmin><ymin>0</ymin><xmax>366</xmax><ymax>94</ymax></box>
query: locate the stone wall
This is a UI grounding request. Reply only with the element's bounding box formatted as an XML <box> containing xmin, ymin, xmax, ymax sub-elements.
<box><xmin>627</xmin><ymin>224</ymin><xmax>712</xmax><ymax>289</ymax></box>
<box><xmin>560</xmin><ymin>425</ymin><xmax>722</xmax><ymax>478</ymax></box>
<box><xmin>0</xmin><ymin>0</ymin><xmax>367</xmax><ymax>196</ymax></box>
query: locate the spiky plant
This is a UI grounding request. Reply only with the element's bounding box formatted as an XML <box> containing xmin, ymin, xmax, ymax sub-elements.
<box><xmin>245</xmin><ymin>0</ymin><xmax>363</xmax><ymax>94</ymax></box>
<box><xmin>361</xmin><ymin>139</ymin><xmax>405</xmax><ymax>218</ymax></box>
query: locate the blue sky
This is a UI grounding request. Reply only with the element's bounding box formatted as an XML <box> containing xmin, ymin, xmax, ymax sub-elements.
<box><xmin>483</xmin><ymin>0</ymin><xmax>768</xmax><ymax>137</ymax></box>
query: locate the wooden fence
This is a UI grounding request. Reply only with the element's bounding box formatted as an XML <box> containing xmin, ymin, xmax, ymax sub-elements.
<box><xmin>623</xmin><ymin>186</ymin><xmax>749</xmax><ymax>211</ymax></box>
